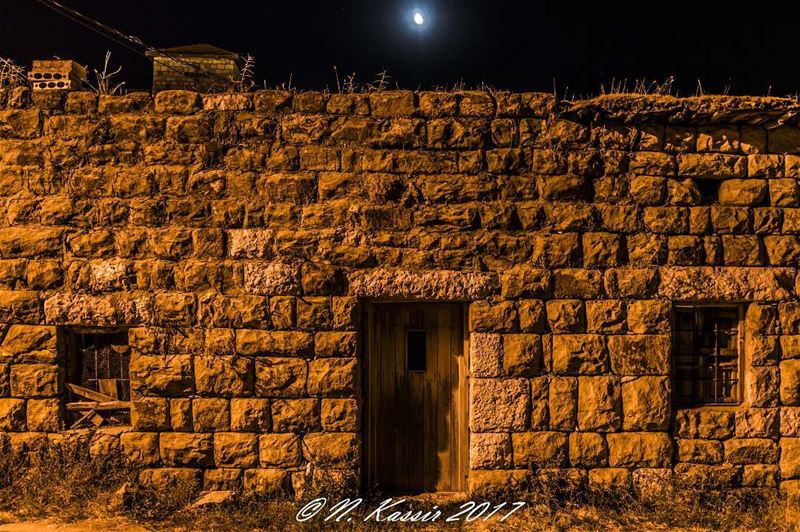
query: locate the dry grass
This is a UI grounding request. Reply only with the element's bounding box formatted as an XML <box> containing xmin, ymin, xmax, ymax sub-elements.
<box><xmin>0</xmin><ymin>435</ymin><xmax>136</xmax><ymax>521</ymax></box>
<box><xmin>0</xmin><ymin>436</ymin><xmax>795</xmax><ymax>531</ymax></box>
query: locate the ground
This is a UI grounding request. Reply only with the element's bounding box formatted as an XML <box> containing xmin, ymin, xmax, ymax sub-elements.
<box><xmin>0</xmin><ymin>500</ymin><xmax>797</xmax><ymax>531</ymax></box>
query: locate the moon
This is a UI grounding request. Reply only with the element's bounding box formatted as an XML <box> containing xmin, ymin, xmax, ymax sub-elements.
<box><xmin>413</xmin><ymin>10</ymin><xmax>425</xmax><ymax>25</ymax></box>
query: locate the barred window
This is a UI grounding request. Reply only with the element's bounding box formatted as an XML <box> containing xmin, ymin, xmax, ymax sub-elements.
<box><xmin>64</xmin><ymin>329</ymin><xmax>131</xmax><ymax>428</ymax></box>
<box><xmin>673</xmin><ymin>306</ymin><xmax>742</xmax><ymax>405</ymax></box>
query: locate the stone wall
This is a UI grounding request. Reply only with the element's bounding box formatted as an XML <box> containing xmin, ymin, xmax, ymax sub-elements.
<box><xmin>0</xmin><ymin>86</ymin><xmax>799</xmax><ymax>497</ymax></box>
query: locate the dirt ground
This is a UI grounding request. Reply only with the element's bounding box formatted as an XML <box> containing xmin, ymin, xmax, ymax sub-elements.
<box><xmin>0</xmin><ymin>504</ymin><xmax>797</xmax><ymax>532</ymax></box>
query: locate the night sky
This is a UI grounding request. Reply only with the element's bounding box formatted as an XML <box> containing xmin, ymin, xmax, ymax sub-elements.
<box><xmin>1</xmin><ymin>0</ymin><xmax>798</xmax><ymax>97</ymax></box>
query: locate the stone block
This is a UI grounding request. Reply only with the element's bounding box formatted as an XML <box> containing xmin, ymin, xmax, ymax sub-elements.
<box><xmin>676</xmin><ymin>439</ymin><xmax>723</xmax><ymax>464</ymax></box>
<box><xmin>194</xmin><ymin>356</ymin><xmax>253</xmax><ymax>397</ymax></box>
<box><xmin>743</xmin><ymin>465</ymin><xmax>779</xmax><ymax>487</ymax></box>
<box><xmin>607</xmin><ymin>432</ymin><xmax>671</xmax><ymax>467</ymax></box>
<box><xmin>271</xmin><ymin>399</ymin><xmax>320</xmax><ymax>432</ymax></box>
<box><xmin>469</xmin><ymin>301</ymin><xmax>518</xmax><ymax>333</ymax></box>
<box><xmin>138</xmin><ymin>468</ymin><xmax>202</xmax><ymax>492</ymax></box>
<box><xmin>131</xmin><ymin>398</ymin><xmax>169</xmax><ymax>431</ymax></box>
<box><xmin>0</xmin><ymin>325</ymin><xmax>57</xmax><ymax>362</ymax></box>
<box><xmin>607</xmin><ymin>335</ymin><xmax>670</xmax><ymax>375</ymax></box>
<box><xmin>621</xmin><ymin>376</ymin><xmax>670</xmax><ymax>430</ymax></box>
<box><xmin>781</xmin><ymin>360</ymin><xmax>800</xmax><ymax>405</ymax></box>
<box><xmin>545</xmin><ymin>299</ymin><xmax>585</xmax><ymax>333</ymax></box>
<box><xmin>235</xmin><ymin>330</ymin><xmax>313</xmax><ymax>356</ymax></box>
<box><xmin>230</xmin><ymin>398</ymin><xmax>270</xmax><ymax>432</ymax></box>
<box><xmin>307</xmin><ymin>358</ymin><xmax>358</xmax><ymax>396</ymax></box>
<box><xmin>159</xmin><ymin>433</ymin><xmax>213</xmax><ymax>467</ymax></box>
<box><xmin>551</xmin><ymin>334</ymin><xmax>608</xmax><ymax>375</ymax></box>
<box><xmin>569</xmin><ymin>432</ymin><xmax>607</xmax><ymax>467</ymax></box>
<box><xmin>470</xmin><ymin>378</ymin><xmax>530</xmax><ymax>431</ymax></box>
<box><xmin>259</xmin><ymin>433</ymin><xmax>303</xmax><ymax>467</ymax></box>
<box><xmin>724</xmin><ymin>438</ymin><xmax>778</xmax><ymax>465</ymax></box>
<box><xmin>585</xmin><ymin>300</ymin><xmax>626</xmax><ymax>334</ymax></box>
<box><xmin>349</xmin><ymin>268</ymin><xmax>496</xmax><ymax>300</ymax></box>
<box><xmin>735</xmin><ymin>408</ymin><xmax>778</xmax><ymax>438</ymax></box>
<box><xmin>321</xmin><ymin>398</ymin><xmax>359</xmax><ymax>431</ymax></box>
<box><xmin>512</xmin><ymin>432</ymin><xmax>568</xmax><ymax>467</ymax></box>
<box><xmin>203</xmin><ymin>468</ymin><xmax>242</xmax><ymax>491</ymax></box>
<box><xmin>0</xmin><ymin>398</ymin><xmax>25</xmax><ymax>430</ymax></box>
<box><xmin>553</xmin><ymin>269</ymin><xmax>604</xmax><ymax>298</ymax></box>
<box><xmin>26</xmin><ymin>398</ymin><xmax>59</xmax><ymax>432</ymax></box>
<box><xmin>9</xmin><ymin>364</ymin><xmax>58</xmax><ymax>397</ymax></box>
<box><xmin>502</xmin><ymin>334</ymin><xmax>543</xmax><ymax>376</ymax></box>
<box><xmin>626</xmin><ymin>300</ymin><xmax>670</xmax><ymax>334</ymax></box>
<box><xmin>255</xmin><ymin>358</ymin><xmax>307</xmax><ymax>397</ymax></box>
<box><xmin>314</xmin><ymin>332</ymin><xmax>358</xmax><ymax>357</ymax></box>
<box><xmin>170</xmin><ymin>398</ymin><xmax>192</xmax><ymax>432</ymax></box>
<box><xmin>120</xmin><ymin>432</ymin><xmax>160</xmax><ymax>466</ymax></box>
<box><xmin>718</xmin><ymin>179</ymin><xmax>768</xmax><ymax>206</ymax></box>
<box><xmin>674</xmin><ymin>463</ymin><xmax>740</xmax><ymax>488</ymax></box>
<box><xmin>214</xmin><ymin>432</ymin><xmax>258</xmax><ymax>468</ymax></box>
<box><xmin>747</xmin><ymin>366</ymin><xmax>779</xmax><ymax>407</ymax></box>
<box><xmin>192</xmin><ymin>398</ymin><xmax>230</xmax><ymax>432</ymax></box>
<box><xmin>548</xmin><ymin>376</ymin><xmax>577</xmax><ymax>430</ymax></box>
<box><xmin>588</xmin><ymin>468</ymin><xmax>631</xmax><ymax>491</ymax></box>
<box><xmin>303</xmin><ymin>432</ymin><xmax>359</xmax><ymax>467</ymax></box>
<box><xmin>129</xmin><ymin>354</ymin><xmax>192</xmax><ymax>397</ymax></box>
<box><xmin>577</xmin><ymin>376</ymin><xmax>621</xmax><ymax>432</ymax></box>
<box><xmin>658</xmin><ymin>266</ymin><xmax>794</xmax><ymax>301</ymax></box>
<box><xmin>782</xmin><ymin>407</ymin><xmax>800</xmax><ymax>436</ymax></box>
<box><xmin>603</xmin><ymin>268</ymin><xmax>658</xmax><ymax>298</ymax></box>
<box><xmin>242</xmin><ymin>469</ymin><xmax>288</xmax><ymax>496</ymax></box>
<box><xmin>470</xmin><ymin>432</ymin><xmax>512</xmax><ymax>469</ymax></box>
<box><xmin>470</xmin><ymin>333</ymin><xmax>503</xmax><ymax>377</ymax></box>
<box><xmin>781</xmin><ymin>438</ymin><xmax>800</xmax><ymax>479</ymax></box>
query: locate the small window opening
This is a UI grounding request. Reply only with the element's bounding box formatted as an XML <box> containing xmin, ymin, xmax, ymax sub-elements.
<box><xmin>406</xmin><ymin>329</ymin><xmax>427</xmax><ymax>372</ymax></box>
<box><xmin>696</xmin><ymin>179</ymin><xmax>721</xmax><ymax>205</ymax></box>
<box><xmin>65</xmin><ymin>329</ymin><xmax>131</xmax><ymax>428</ymax></box>
<box><xmin>673</xmin><ymin>306</ymin><xmax>742</xmax><ymax>405</ymax></box>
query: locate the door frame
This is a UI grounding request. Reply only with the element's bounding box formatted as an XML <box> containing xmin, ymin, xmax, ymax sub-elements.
<box><xmin>361</xmin><ymin>300</ymin><xmax>470</xmax><ymax>494</ymax></box>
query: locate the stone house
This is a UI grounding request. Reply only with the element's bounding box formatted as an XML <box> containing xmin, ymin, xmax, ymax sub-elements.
<box><xmin>0</xmin><ymin>86</ymin><xmax>798</xmax><ymax>498</ymax></box>
<box><xmin>145</xmin><ymin>44</ymin><xmax>240</xmax><ymax>93</ymax></box>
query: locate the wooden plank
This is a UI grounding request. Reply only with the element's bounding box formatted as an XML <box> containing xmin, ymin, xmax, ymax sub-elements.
<box><xmin>425</xmin><ymin>307</ymin><xmax>439</xmax><ymax>491</ymax></box>
<box><xmin>69</xmin><ymin>410</ymin><xmax>94</xmax><ymax>429</ymax></box>
<box><xmin>66</xmin><ymin>400</ymin><xmax>130</xmax><ymax>411</ymax></box>
<box><xmin>98</xmin><ymin>379</ymin><xmax>121</xmax><ymax>399</ymax></box>
<box><xmin>379</xmin><ymin>305</ymin><xmax>397</xmax><ymax>491</ymax></box>
<box><xmin>66</xmin><ymin>383</ymin><xmax>115</xmax><ymax>402</ymax></box>
<box><xmin>455</xmin><ymin>304</ymin><xmax>468</xmax><ymax>491</ymax></box>
<box><xmin>408</xmin><ymin>307</ymin><xmax>425</xmax><ymax>492</ymax></box>
<box><xmin>366</xmin><ymin>303</ymin><xmax>377</xmax><ymax>491</ymax></box>
<box><xmin>394</xmin><ymin>306</ymin><xmax>409</xmax><ymax>492</ymax></box>
<box><xmin>435</xmin><ymin>306</ymin><xmax>452</xmax><ymax>491</ymax></box>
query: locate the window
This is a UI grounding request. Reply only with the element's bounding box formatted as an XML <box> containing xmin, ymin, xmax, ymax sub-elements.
<box><xmin>64</xmin><ymin>329</ymin><xmax>131</xmax><ymax>428</ymax></box>
<box><xmin>673</xmin><ymin>306</ymin><xmax>742</xmax><ymax>405</ymax></box>
<box><xmin>406</xmin><ymin>329</ymin><xmax>427</xmax><ymax>372</ymax></box>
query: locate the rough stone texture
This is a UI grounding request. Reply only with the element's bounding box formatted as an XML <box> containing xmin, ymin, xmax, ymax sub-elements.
<box><xmin>1</xmin><ymin>91</ymin><xmax>800</xmax><ymax>497</ymax></box>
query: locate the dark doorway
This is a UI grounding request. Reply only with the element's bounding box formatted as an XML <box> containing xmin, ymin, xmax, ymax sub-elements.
<box><xmin>365</xmin><ymin>303</ymin><xmax>467</xmax><ymax>493</ymax></box>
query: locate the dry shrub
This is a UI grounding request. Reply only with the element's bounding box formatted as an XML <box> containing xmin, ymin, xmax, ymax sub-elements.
<box><xmin>0</xmin><ymin>434</ymin><xmax>137</xmax><ymax>521</ymax></box>
<box><xmin>123</xmin><ymin>476</ymin><xmax>200</xmax><ymax>523</ymax></box>
<box><xmin>0</xmin><ymin>437</ymin><xmax>794</xmax><ymax>531</ymax></box>
<box><xmin>471</xmin><ymin>471</ymin><xmax>793</xmax><ymax>531</ymax></box>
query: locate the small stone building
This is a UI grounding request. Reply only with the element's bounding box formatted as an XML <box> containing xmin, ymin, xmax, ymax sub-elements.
<box><xmin>0</xmin><ymin>86</ymin><xmax>798</xmax><ymax>498</ymax></box>
<box><xmin>146</xmin><ymin>44</ymin><xmax>240</xmax><ymax>93</ymax></box>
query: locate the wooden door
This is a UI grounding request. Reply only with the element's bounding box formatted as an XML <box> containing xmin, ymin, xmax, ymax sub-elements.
<box><xmin>366</xmin><ymin>303</ymin><xmax>467</xmax><ymax>493</ymax></box>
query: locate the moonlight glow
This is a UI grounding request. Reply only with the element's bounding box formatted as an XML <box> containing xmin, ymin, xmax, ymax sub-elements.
<box><xmin>413</xmin><ymin>10</ymin><xmax>424</xmax><ymax>25</ymax></box>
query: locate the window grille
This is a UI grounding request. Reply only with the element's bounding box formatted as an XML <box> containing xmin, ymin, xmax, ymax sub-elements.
<box><xmin>673</xmin><ymin>306</ymin><xmax>742</xmax><ymax>405</ymax></box>
<box><xmin>65</xmin><ymin>329</ymin><xmax>130</xmax><ymax>428</ymax></box>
